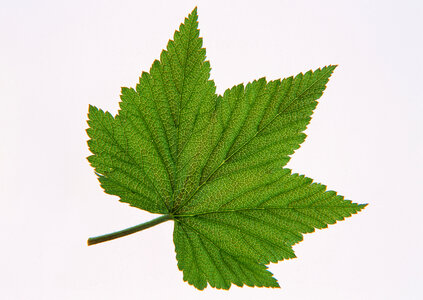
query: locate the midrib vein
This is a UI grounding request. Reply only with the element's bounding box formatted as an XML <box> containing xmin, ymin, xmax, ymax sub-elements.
<box><xmin>173</xmin><ymin>67</ymin><xmax>334</xmax><ymax>213</ymax></box>
<box><xmin>174</xmin><ymin>203</ymin><xmax>363</xmax><ymax>218</ymax></box>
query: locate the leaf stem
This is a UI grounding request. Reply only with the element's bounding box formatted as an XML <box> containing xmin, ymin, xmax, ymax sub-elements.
<box><xmin>87</xmin><ymin>214</ymin><xmax>173</xmax><ymax>246</ymax></box>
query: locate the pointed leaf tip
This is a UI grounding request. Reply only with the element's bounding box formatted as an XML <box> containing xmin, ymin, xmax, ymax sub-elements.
<box><xmin>186</xmin><ymin>7</ymin><xmax>198</xmax><ymax>21</ymax></box>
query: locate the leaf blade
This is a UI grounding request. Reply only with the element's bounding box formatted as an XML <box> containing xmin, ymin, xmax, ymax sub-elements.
<box><xmin>86</xmin><ymin>8</ymin><xmax>367</xmax><ymax>291</ymax></box>
<box><xmin>173</xmin><ymin>66</ymin><xmax>337</xmax><ymax>213</ymax></box>
<box><xmin>174</xmin><ymin>219</ymin><xmax>280</xmax><ymax>290</ymax></box>
<box><xmin>130</xmin><ymin>8</ymin><xmax>218</xmax><ymax>209</ymax></box>
<box><xmin>87</xmin><ymin>105</ymin><xmax>169</xmax><ymax>213</ymax></box>
<box><xmin>174</xmin><ymin>170</ymin><xmax>365</xmax><ymax>288</ymax></box>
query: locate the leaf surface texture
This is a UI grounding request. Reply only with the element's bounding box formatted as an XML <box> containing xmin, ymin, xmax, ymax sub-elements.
<box><xmin>87</xmin><ymin>8</ymin><xmax>366</xmax><ymax>290</ymax></box>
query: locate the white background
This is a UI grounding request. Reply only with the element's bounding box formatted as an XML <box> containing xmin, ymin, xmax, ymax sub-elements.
<box><xmin>1</xmin><ymin>0</ymin><xmax>422</xmax><ymax>299</ymax></box>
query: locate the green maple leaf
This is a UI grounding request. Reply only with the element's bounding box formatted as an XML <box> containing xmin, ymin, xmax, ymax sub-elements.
<box><xmin>86</xmin><ymin>8</ymin><xmax>367</xmax><ymax>290</ymax></box>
